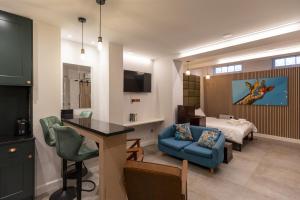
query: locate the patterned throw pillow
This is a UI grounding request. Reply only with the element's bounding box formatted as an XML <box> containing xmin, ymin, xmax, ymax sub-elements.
<box><xmin>198</xmin><ymin>130</ymin><xmax>220</xmax><ymax>149</ymax></box>
<box><xmin>174</xmin><ymin>123</ymin><xmax>193</xmax><ymax>141</ymax></box>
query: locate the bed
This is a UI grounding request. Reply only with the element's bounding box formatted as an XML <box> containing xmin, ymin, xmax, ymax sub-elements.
<box><xmin>205</xmin><ymin>117</ymin><xmax>257</xmax><ymax>151</ymax></box>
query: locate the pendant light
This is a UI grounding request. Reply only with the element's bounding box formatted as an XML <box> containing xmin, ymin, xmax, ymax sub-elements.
<box><xmin>205</xmin><ymin>67</ymin><xmax>211</xmax><ymax>79</ymax></box>
<box><xmin>78</xmin><ymin>17</ymin><xmax>87</xmax><ymax>60</ymax></box>
<box><xmin>96</xmin><ymin>0</ymin><xmax>106</xmax><ymax>51</ymax></box>
<box><xmin>185</xmin><ymin>61</ymin><xmax>191</xmax><ymax>76</ymax></box>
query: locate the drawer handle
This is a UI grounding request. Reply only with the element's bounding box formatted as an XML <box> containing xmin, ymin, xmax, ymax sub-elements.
<box><xmin>26</xmin><ymin>80</ymin><xmax>31</xmax><ymax>84</ymax></box>
<box><xmin>8</xmin><ymin>147</ymin><xmax>17</xmax><ymax>153</ymax></box>
<box><xmin>28</xmin><ymin>154</ymin><xmax>33</xmax><ymax>159</ymax></box>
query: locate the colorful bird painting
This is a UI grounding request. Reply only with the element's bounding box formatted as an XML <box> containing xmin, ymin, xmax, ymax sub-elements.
<box><xmin>234</xmin><ymin>80</ymin><xmax>274</xmax><ymax>105</ymax></box>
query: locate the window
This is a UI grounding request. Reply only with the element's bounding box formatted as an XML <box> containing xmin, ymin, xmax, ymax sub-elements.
<box><xmin>221</xmin><ymin>66</ymin><xmax>228</xmax><ymax>73</ymax></box>
<box><xmin>228</xmin><ymin>65</ymin><xmax>235</xmax><ymax>72</ymax></box>
<box><xmin>286</xmin><ymin>57</ymin><xmax>296</xmax><ymax>65</ymax></box>
<box><xmin>275</xmin><ymin>58</ymin><xmax>285</xmax><ymax>67</ymax></box>
<box><xmin>235</xmin><ymin>65</ymin><xmax>242</xmax><ymax>71</ymax></box>
<box><xmin>274</xmin><ymin>55</ymin><xmax>300</xmax><ymax>68</ymax></box>
<box><xmin>215</xmin><ymin>64</ymin><xmax>242</xmax><ymax>74</ymax></box>
<box><xmin>215</xmin><ymin>67</ymin><xmax>222</xmax><ymax>74</ymax></box>
<box><xmin>296</xmin><ymin>56</ymin><xmax>300</xmax><ymax>64</ymax></box>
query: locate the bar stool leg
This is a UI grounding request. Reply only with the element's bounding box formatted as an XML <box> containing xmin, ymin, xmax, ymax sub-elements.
<box><xmin>76</xmin><ymin>161</ymin><xmax>83</xmax><ymax>200</ymax></box>
<box><xmin>62</xmin><ymin>159</ymin><xmax>67</xmax><ymax>190</ymax></box>
<box><xmin>50</xmin><ymin>159</ymin><xmax>76</xmax><ymax>200</ymax></box>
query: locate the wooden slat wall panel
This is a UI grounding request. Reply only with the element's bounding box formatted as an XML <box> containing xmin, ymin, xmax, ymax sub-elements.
<box><xmin>204</xmin><ymin>67</ymin><xmax>300</xmax><ymax>139</ymax></box>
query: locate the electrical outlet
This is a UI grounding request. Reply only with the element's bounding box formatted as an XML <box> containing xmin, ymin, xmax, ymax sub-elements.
<box><xmin>131</xmin><ymin>98</ymin><xmax>141</xmax><ymax>103</ymax></box>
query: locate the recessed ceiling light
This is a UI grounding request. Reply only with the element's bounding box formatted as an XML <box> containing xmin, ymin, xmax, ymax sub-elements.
<box><xmin>179</xmin><ymin>21</ymin><xmax>300</xmax><ymax>58</ymax></box>
<box><xmin>67</xmin><ymin>34</ymin><xmax>72</xmax><ymax>38</ymax></box>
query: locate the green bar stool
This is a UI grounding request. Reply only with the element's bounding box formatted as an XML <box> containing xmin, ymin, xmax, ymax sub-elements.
<box><xmin>40</xmin><ymin>116</ymin><xmax>89</xmax><ymax>177</ymax></box>
<box><xmin>53</xmin><ymin>124</ymin><xmax>99</xmax><ymax>200</ymax></box>
<box><xmin>40</xmin><ymin>116</ymin><xmax>76</xmax><ymax>200</ymax></box>
<box><xmin>79</xmin><ymin>111</ymin><xmax>93</xmax><ymax>119</ymax></box>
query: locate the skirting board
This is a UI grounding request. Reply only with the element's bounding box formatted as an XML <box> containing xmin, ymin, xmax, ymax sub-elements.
<box><xmin>35</xmin><ymin>178</ymin><xmax>63</xmax><ymax>196</ymax></box>
<box><xmin>141</xmin><ymin>139</ymin><xmax>157</xmax><ymax>147</ymax></box>
<box><xmin>254</xmin><ymin>133</ymin><xmax>300</xmax><ymax>144</ymax></box>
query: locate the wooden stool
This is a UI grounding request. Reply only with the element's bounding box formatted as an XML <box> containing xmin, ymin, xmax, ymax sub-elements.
<box><xmin>223</xmin><ymin>142</ymin><xmax>233</xmax><ymax>164</ymax></box>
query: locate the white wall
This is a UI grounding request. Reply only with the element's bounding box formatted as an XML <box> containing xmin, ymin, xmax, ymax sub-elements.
<box><xmin>61</xmin><ymin>40</ymin><xmax>109</xmax><ymax>122</ymax></box>
<box><xmin>34</xmin><ymin>29</ymin><xmax>111</xmax><ymax>196</ymax></box>
<box><xmin>152</xmin><ymin>57</ymin><xmax>183</xmax><ymax>130</ymax></box>
<box><xmin>123</xmin><ymin>55</ymin><xmax>162</xmax><ymax>146</ymax></box>
<box><xmin>32</xmin><ymin>21</ymin><xmax>62</xmax><ymax>195</ymax></box>
<box><xmin>108</xmin><ymin>43</ymin><xmax>124</xmax><ymax>124</ymax></box>
<box><xmin>123</xmin><ymin>58</ymin><xmax>159</xmax><ymax>122</ymax></box>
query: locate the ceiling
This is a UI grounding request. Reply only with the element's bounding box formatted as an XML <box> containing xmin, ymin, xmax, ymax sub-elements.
<box><xmin>1</xmin><ymin>0</ymin><xmax>300</xmax><ymax>59</ymax></box>
<box><xmin>183</xmin><ymin>31</ymin><xmax>300</xmax><ymax>69</ymax></box>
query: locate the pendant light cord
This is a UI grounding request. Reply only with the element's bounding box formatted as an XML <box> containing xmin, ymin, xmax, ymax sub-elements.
<box><xmin>81</xmin><ymin>21</ymin><xmax>84</xmax><ymax>49</ymax></box>
<box><xmin>99</xmin><ymin>4</ymin><xmax>102</xmax><ymax>37</ymax></box>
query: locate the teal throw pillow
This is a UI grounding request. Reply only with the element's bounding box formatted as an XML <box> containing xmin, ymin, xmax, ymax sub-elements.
<box><xmin>175</xmin><ymin>123</ymin><xmax>193</xmax><ymax>141</ymax></box>
<box><xmin>198</xmin><ymin>130</ymin><xmax>220</xmax><ymax>149</ymax></box>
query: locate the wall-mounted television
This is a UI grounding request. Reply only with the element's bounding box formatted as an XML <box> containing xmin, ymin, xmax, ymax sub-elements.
<box><xmin>124</xmin><ymin>70</ymin><xmax>151</xmax><ymax>92</ymax></box>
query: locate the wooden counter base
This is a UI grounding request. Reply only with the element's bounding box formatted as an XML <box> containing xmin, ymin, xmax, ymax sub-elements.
<box><xmin>65</xmin><ymin>122</ymin><xmax>127</xmax><ymax>200</ymax></box>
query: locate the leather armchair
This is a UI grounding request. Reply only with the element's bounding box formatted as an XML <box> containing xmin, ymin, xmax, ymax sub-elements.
<box><xmin>124</xmin><ymin>160</ymin><xmax>188</xmax><ymax>200</ymax></box>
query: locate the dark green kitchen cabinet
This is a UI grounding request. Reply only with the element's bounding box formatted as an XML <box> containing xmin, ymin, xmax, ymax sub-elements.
<box><xmin>0</xmin><ymin>10</ymin><xmax>33</xmax><ymax>86</ymax></box>
<box><xmin>0</xmin><ymin>138</ymin><xmax>35</xmax><ymax>200</ymax></box>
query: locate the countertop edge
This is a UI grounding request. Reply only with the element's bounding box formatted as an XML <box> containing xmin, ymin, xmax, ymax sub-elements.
<box><xmin>62</xmin><ymin>119</ymin><xmax>134</xmax><ymax>137</ymax></box>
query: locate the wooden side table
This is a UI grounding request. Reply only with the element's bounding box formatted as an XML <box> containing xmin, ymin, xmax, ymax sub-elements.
<box><xmin>190</xmin><ymin>116</ymin><xmax>206</xmax><ymax>127</ymax></box>
<box><xmin>224</xmin><ymin>142</ymin><xmax>233</xmax><ymax>164</ymax></box>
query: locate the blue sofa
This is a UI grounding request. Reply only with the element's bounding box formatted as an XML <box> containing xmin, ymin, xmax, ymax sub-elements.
<box><xmin>158</xmin><ymin>125</ymin><xmax>225</xmax><ymax>171</ymax></box>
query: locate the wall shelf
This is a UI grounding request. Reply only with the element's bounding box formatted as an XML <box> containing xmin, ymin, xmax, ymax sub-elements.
<box><xmin>123</xmin><ymin>117</ymin><xmax>164</xmax><ymax>127</ymax></box>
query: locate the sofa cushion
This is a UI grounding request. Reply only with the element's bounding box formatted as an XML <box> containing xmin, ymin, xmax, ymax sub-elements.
<box><xmin>197</xmin><ymin>130</ymin><xmax>220</xmax><ymax>149</ymax></box>
<box><xmin>160</xmin><ymin>138</ymin><xmax>192</xmax><ymax>151</ymax></box>
<box><xmin>174</xmin><ymin>123</ymin><xmax>193</xmax><ymax>141</ymax></box>
<box><xmin>190</xmin><ymin>126</ymin><xmax>220</xmax><ymax>141</ymax></box>
<box><xmin>184</xmin><ymin>142</ymin><xmax>212</xmax><ymax>159</ymax></box>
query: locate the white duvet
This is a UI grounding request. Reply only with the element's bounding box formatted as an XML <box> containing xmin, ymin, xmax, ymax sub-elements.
<box><xmin>206</xmin><ymin>117</ymin><xmax>257</xmax><ymax>144</ymax></box>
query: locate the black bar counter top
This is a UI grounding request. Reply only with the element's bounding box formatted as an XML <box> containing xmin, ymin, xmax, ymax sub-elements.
<box><xmin>62</xmin><ymin>118</ymin><xmax>134</xmax><ymax>137</ymax></box>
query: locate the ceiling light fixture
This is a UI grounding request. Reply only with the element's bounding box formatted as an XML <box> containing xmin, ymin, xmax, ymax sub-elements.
<box><xmin>96</xmin><ymin>0</ymin><xmax>106</xmax><ymax>51</ymax></box>
<box><xmin>217</xmin><ymin>45</ymin><xmax>300</xmax><ymax>64</ymax></box>
<box><xmin>185</xmin><ymin>61</ymin><xmax>191</xmax><ymax>76</ymax></box>
<box><xmin>205</xmin><ymin>68</ymin><xmax>210</xmax><ymax>80</ymax></box>
<box><xmin>179</xmin><ymin>21</ymin><xmax>300</xmax><ymax>58</ymax></box>
<box><xmin>78</xmin><ymin>17</ymin><xmax>87</xmax><ymax>60</ymax></box>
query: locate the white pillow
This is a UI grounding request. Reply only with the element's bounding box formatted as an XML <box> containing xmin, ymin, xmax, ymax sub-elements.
<box><xmin>195</xmin><ymin>108</ymin><xmax>206</xmax><ymax>116</ymax></box>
